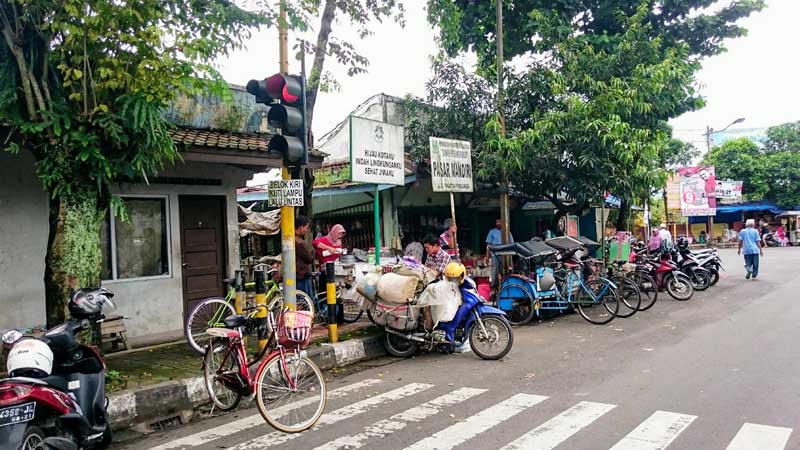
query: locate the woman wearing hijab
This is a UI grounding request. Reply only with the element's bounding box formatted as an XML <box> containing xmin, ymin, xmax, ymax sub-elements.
<box><xmin>313</xmin><ymin>224</ymin><xmax>346</xmax><ymax>265</ymax></box>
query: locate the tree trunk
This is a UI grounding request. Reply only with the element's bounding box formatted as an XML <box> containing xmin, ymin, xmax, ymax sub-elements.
<box><xmin>44</xmin><ymin>192</ymin><xmax>105</xmax><ymax>327</ymax></box>
<box><xmin>615</xmin><ymin>200</ymin><xmax>630</xmax><ymax>231</ymax></box>
<box><xmin>306</xmin><ymin>0</ymin><xmax>337</xmax><ymax>131</ymax></box>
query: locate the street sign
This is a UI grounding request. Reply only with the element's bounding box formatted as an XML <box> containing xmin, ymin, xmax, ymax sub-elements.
<box><xmin>716</xmin><ymin>180</ymin><xmax>743</xmax><ymax>203</ymax></box>
<box><xmin>429</xmin><ymin>137</ymin><xmax>474</xmax><ymax>192</ymax></box>
<box><xmin>350</xmin><ymin>116</ymin><xmax>405</xmax><ymax>186</ymax></box>
<box><xmin>604</xmin><ymin>192</ymin><xmax>622</xmax><ymax>208</ymax></box>
<box><xmin>267</xmin><ymin>180</ymin><xmax>304</xmax><ymax>207</ymax></box>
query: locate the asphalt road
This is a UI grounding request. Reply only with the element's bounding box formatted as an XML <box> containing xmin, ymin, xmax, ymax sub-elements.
<box><xmin>114</xmin><ymin>248</ymin><xmax>800</xmax><ymax>450</ymax></box>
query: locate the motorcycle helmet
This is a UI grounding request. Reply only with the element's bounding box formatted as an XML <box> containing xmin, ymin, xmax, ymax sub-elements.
<box><xmin>676</xmin><ymin>236</ymin><xmax>689</xmax><ymax>251</ymax></box>
<box><xmin>443</xmin><ymin>262</ymin><xmax>467</xmax><ymax>284</ymax></box>
<box><xmin>7</xmin><ymin>338</ymin><xmax>53</xmax><ymax>378</ymax></box>
<box><xmin>68</xmin><ymin>287</ymin><xmax>115</xmax><ymax>319</ymax></box>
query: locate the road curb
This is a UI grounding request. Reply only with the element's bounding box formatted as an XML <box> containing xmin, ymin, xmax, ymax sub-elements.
<box><xmin>107</xmin><ymin>333</ymin><xmax>386</xmax><ymax>430</ymax></box>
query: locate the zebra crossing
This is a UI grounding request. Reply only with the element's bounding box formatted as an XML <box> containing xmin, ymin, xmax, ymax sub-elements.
<box><xmin>145</xmin><ymin>378</ymin><xmax>794</xmax><ymax>450</ymax></box>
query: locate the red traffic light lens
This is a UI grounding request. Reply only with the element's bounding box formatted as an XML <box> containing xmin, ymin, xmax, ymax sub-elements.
<box><xmin>282</xmin><ymin>85</ymin><xmax>299</xmax><ymax>104</ymax></box>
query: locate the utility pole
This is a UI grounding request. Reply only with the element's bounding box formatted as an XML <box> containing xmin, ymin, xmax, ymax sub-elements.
<box><xmin>278</xmin><ymin>0</ymin><xmax>297</xmax><ymax>310</ymax></box>
<box><xmin>496</xmin><ymin>0</ymin><xmax>510</xmax><ymax>249</ymax></box>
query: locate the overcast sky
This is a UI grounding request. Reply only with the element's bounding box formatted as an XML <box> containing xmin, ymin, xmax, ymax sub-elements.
<box><xmin>219</xmin><ymin>0</ymin><xmax>799</xmax><ymax>152</ymax></box>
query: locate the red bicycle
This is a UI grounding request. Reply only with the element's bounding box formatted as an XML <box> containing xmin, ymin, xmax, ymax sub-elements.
<box><xmin>203</xmin><ymin>306</ymin><xmax>326</xmax><ymax>433</ymax></box>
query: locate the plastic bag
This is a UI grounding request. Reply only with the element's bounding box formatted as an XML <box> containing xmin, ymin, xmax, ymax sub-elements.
<box><xmin>417</xmin><ymin>280</ymin><xmax>462</xmax><ymax>325</ymax></box>
<box><xmin>356</xmin><ymin>266</ymin><xmax>381</xmax><ymax>301</ymax></box>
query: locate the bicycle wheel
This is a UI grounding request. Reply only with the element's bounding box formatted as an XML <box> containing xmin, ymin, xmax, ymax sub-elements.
<box><xmin>268</xmin><ymin>291</ymin><xmax>316</xmax><ymax>317</ymax></box>
<box><xmin>496</xmin><ymin>284</ymin><xmax>536</xmax><ymax>326</ymax></box>
<box><xmin>186</xmin><ymin>298</ymin><xmax>236</xmax><ymax>354</ymax></box>
<box><xmin>255</xmin><ymin>350</ymin><xmax>327</xmax><ymax>433</ymax></box>
<box><xmin>203</xmin><ymin>340</ymin><xmax>243</xmax><ymax>411</ymax></box>
<box><xmin>611</xmin><ymin>276</ymin><xmax>641</xmax><ymax>318</ymax></box>
<box><xmin>575</xmin><ymin>278</ymin><xmax>619</xmax><ymax>325</ymax></box>
<box><xmin>629</xmin><ymin>272</ymin><xmax>658</xmax><ymax>311</ymax></box>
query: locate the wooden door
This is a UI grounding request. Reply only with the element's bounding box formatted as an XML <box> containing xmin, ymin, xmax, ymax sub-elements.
<box><xmin>179</xmin><ymin>196</ymin><xmax>227</xmax><ymax>317</ymax></box>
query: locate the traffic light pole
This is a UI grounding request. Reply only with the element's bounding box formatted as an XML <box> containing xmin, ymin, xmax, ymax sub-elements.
<box><xmin>278</xmin><ymin>0</ymin><xmax>297</xmax><ymax>310</ymax></box>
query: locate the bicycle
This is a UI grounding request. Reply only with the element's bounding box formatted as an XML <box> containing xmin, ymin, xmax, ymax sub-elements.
<box><xmin>185</xmin><ymin>263</ymin><xmax>315</xmax><ymax>355</ymax></box>
<box><xmin>203</xmin><ymin>305</ymin><xmax>326</xmax><ymax>433</ymax></box>
<box><xmin>587</xmin><ymin>258</ymin><xmax>642</xmax><ymax>318</ymax></box>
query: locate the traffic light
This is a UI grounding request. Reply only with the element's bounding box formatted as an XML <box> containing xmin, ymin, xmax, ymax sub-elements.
<box><xmin>246</xmin><ymin>73</ymin><xmax>308</xmax><ymax>167</ymax></box>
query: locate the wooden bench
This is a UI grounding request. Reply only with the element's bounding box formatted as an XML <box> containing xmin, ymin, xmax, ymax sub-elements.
<box><xmin>100</xmin><ymin>315</ymin><xmax>128</xmax><ymax>352</ymax></box>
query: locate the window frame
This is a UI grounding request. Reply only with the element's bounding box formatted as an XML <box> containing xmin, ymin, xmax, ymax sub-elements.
<box><xmin>102</xmin><ymin>194</ymin><xmax>173</xmax><ymax>283</ymax></box>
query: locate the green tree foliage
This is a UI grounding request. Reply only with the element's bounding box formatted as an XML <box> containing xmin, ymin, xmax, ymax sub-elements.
<box><xmin>704</xmin><ymin>130</ymin><xmax>800</xmax><ymax>207</ymax></box>
<box><xmin>1</xmin><ymin>0</ymin><xmax>271</xmax><ymax>324</ymax></box>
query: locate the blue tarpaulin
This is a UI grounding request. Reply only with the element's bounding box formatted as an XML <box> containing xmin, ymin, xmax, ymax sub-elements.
<box><xmin>688</xmin><ymin>201</ymin><xmax>785</xmax><ymax>224</ymax></box>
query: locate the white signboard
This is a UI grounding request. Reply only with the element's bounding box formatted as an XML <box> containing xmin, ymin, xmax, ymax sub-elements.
<box><xmin>715</xmin><ymin>180</ymin><xmax>743</xmax><ymax>203</ymax></box>
<box><xmin>267</xmin><ymin>180</ymin><xmax>304</xmax><ymax>207</ymax></box>
<box><xmin>350</xmin><ymin>116</ymin><xmax>405</xmax><ymax>186</ymax></box>
<box><xmin>429</xmin><ymin>137</ymin><xmax>474</xmax><ymax>192</ymax></box>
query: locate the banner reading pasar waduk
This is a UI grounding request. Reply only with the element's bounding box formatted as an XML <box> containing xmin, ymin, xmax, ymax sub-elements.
<box><xmin>429</xmin><ymin>137</ymin><xmax>474</xmax><ymax>192</ymax></box>
<box><xmin>678</xmin><ymin>166</ymin><xmax>717</xmax><ymax>216</ymax></box>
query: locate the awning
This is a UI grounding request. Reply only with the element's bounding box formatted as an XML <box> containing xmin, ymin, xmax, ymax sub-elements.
<box><xmin>313</xmin><ymin>175</ymin><xmax>416</xmax><ymax>198</ymax></box>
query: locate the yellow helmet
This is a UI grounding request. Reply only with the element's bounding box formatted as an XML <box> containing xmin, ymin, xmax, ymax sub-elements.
<box><xmin>444</xmin><ymin>262</ymin><xmax>467</xmax><ymax>283</ymax></box>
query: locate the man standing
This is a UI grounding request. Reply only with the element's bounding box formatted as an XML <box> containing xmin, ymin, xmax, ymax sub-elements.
<box><xmin>485</xmin><ymin>219</ymin><xmax>513</xmax><ymax>284</ymax></box>
<box><xmin>657</xmin><ymin>223</ymin><xmax>672</xmax><ymax>253</ymax></box>
<box><xmin>422</xmin><ymin>234</ymin><xmax>451</xmax><ymax>279</ymax></box>
<box><xmin>294</xmin><ymin>215</ymin><xmax>315</xmax><ymax>297</ymax></box>
<box><xmin>738</xmin><ymin>219</ymin><xmax>764</xmax><ymax>280</ymax></box>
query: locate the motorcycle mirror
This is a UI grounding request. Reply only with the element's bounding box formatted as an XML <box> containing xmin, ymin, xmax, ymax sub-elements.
<box><xmin>1</xmin><ymin>330</ymin><xmax>23</xmax><ymax>345</ymax></box>
<box><xmin>41</xmin><ymin>437</ymin><xmax>78</xmax><ymax>450</ymax></box>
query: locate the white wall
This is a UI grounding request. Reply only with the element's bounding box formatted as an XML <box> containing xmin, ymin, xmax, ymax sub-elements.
<box><xmin>108</xmin><ymin>161</ymin><xmax>252</xmax><ymax>346</ymax></box>
<box><xmin>0</xmin><ymin>151</ymin><xmax>49</xmax><ymax>331</ymax></box>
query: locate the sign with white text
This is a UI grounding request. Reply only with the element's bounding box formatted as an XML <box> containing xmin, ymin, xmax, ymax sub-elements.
<box><xmin>429</xmin><ymin>137</ymin><xmax>474</xmax><ymax>192</ymax></box>
<box><xmin>715</xmin><ymin>180</ymin><xmax>743</xmax><ymax>203</ymax></box>
<box><xmin>267</xmin><ymin>180</ymin><xmax>304</xmax><ymax>207</ymax></box>
<box><xmin>350</xmin><ymin>116</ymin><xmax>405</xmax><ymax>186</ymax></box>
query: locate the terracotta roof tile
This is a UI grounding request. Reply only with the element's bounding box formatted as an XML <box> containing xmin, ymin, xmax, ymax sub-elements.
<box><xmin>170</xmin><ymin>127</ymin><xmax>326</xmax><ymax>158</ymax></box>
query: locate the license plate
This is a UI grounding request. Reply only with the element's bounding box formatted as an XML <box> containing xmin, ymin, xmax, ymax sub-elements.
<box><xmin>0</xmin><ymin>402</ymin><xmax>36</xmax><ymax>427</ymax></box>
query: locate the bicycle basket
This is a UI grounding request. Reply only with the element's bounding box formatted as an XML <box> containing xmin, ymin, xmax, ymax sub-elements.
<box><xmin>277</xmin><ymin>310</ymin><xmax>313</xmax><ymax>347</ymax></box>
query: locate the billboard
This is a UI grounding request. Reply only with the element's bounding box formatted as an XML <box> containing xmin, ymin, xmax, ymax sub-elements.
<box><xmin>678</xmin><ymin>166</ymin><xmax>717</xmax><ymax>217</ymax></box>
<box><xmin>715</xmin><ymin>180</ymin><xmax>743</xmax><ymax>203</ymax></box>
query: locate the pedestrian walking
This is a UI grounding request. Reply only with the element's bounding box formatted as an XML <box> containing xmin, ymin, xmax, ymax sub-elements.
<box><xmin>738</xmin><ymin>219</ymin><xmax>764</xmax><ymax>280</ymax></box>
<box><xmin>484</xmin><ymin>219</ymin><xmax>514</xmax><ymax>285</ymax></box>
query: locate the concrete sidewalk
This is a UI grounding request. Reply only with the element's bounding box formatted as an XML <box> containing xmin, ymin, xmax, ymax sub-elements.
<box><xmin>105</xmin><ymin>324</ymin><xmax>387</xmax><ymax>431</ymax></box>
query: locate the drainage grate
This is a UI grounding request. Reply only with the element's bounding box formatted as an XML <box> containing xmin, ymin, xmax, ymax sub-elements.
<box><xmin>148</xmin><ymin>415</ymin><xmax>183</xmax><ymax>432</ymax></box>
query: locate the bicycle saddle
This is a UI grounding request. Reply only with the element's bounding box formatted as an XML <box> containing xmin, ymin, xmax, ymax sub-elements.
<box><xmin>223</xmin><ymin>315</ymin><xmax>248</xmax><ymax>328</ymax></box>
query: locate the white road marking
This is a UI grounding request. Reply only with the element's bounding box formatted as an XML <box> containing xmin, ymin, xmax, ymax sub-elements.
<box><xmin>228</xmin><ymin>382</ymin><xmax>434</xmax><ymax>450</ymax></box>
<box><xmin>401</xmin><ymin>393</ymin><xmax>549</xmax><ymax>450</ymax></box>
<box><xmin>609</xmin><ymin>410</ymin><xmax>697</xmax><ymax>450</ymax></box>
<box><xmin>725</xmin><ymin>423</ymin><xmax>793</xmax><ymax>450</ymax></box>
<box><xmin>149</xmin><ymin>378</ymin><xmax>382</xmax><ymax>450</ymax></box>
<box><xmin>312</xmin><ymin>387</ymin><xmax>487</xmax><ymax>450</ymax></box>
<box><xmin>499</xmin><ymin>401</ymin><xmax>617</xmax><ymax>450</ymax></box>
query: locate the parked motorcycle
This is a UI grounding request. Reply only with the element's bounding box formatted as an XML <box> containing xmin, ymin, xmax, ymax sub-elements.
<box><xmin>0</xmin><ymin>288</ymin><xmax>116</xmax><ymax>450</ymax></box>
<box><xmin>763</xmin><ymin>232</ymin><xmax>779</xmax><ymax>247</ymax></box>
<box><xmin>676</xmin><ymin>245</ymin><xmax>723</xmax><ymax>286</ymax></box>
<box><xmin>367</xmin><ymin>263</ymin><xmax>514</xmax><ymax>360</ymax></box>
<box><xmin>672</xmin><ymin>238</ymin><xmax>712</xmax><ymax>291</ymax></box>
<box><xmin>633</xmin><ymin>251</ymin><xmax>694</xmax><ymax>301</ymax></box>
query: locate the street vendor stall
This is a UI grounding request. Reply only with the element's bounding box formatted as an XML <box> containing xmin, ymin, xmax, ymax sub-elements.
<box><xmin>775</xmin><ymin>211</ymin><xmax>800</xmax><ymax>245</ymax></box>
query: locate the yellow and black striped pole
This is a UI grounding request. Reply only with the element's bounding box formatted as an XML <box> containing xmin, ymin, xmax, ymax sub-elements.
<box><xmin>254</xmin><ymin>269</ymin><xmax>268</xmax><ymax>351</ymax></box>
<box><xmin>234</xmin><ymin>270</ymin><xmax>245</xmax><ymax>315</ymax></box>
<box><xmin>325</xmin><ymin>262</ymin><xmax>338</xmax><ymax>343</ymax></box>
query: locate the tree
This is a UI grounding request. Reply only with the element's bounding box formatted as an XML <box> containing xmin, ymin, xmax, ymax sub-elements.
<box><xmin>763</xmin><ymin>120</ymin><xmax>800</xmax><ymax>154</ymax></box>
<box><xmin>303</xmin><ymin>0</ymin><xmax>404</xmax><ymax>132</ymax></box>
<box><xmin>1</xmin><ymin>0</ymin><xmax>272</xmax><ymax>325</ymax></box>
<box><xmin>705</xmin><ymin>132</ymin><xmax>800</xmax><ymax>207</ymax></box>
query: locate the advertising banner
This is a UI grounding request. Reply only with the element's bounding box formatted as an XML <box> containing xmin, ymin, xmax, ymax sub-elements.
<box><xmin>715</xmin><ymin>180</ymin><xmax>743</xmax><ymax>203</ymax></box>
<box><xmin>429</xmin><ymin>137</ymin><xmax>474</xmax><ymax>192</ymax></box>
<box><xmin>678</xmin><ymin>166</ymin><xmax>717</xmax><ymax>216</ymax></box>
<box><xmin>350</xmin><ymin>116</ymin><xmax>405</xmax><ymax>186</ymax></box>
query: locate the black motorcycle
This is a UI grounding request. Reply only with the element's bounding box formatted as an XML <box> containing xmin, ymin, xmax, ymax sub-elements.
<box><xmin>0</xmin><ymin>288</ymin><xmax>116</xmax><ymax>450</ymax></box>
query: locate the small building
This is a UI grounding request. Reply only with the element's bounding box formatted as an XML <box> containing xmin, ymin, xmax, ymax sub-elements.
<box><xmin>0</xmin><ymin>85</ymin><xmax>322</xmax><ymax>345</ymax></box>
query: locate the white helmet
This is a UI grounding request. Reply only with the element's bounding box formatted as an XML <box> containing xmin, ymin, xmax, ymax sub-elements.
<box><xmin>6</xmin><ymin>339</ymin><xmax>53</xmax><ymax>378</ymax></box>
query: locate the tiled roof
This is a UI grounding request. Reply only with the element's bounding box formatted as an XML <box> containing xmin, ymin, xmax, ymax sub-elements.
<box><xmin>171</xmin><ymin>128</ymin><xmax>272</xmax><ymax>152</ymax></box>
<box><xmin>171</xmin><ymin>127</ymin><xmax>326</xmax><ymax>158</ymax></box>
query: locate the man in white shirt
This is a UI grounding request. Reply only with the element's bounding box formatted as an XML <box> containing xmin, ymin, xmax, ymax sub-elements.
<box><xmin>657</xmin><ymin>223</ymin><xmax>673</xmax><ymax>253</ymax></box>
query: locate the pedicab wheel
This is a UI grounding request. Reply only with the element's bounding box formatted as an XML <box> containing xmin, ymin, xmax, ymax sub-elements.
<box><xmin>496</xmin><ymin>284</ymin><xmax>536</xmax><ymax>326</ymax></box>
<box><xmin>203</xmin><ymin>340</ymin><xmax>243</xmax><ymax>412</ymax></box>
<box><xmin>469</xmin><ymin>315</ymin><xmax>513</xmax><ymax>360</ymax></box>
<box><xmin>384</xmin><ymin>332</ymin><xmax>419</xmax><ymax>358</ymax></box>
<box><xmin>576</xmin><ymin>278</ymin><xmax>619</xmax><ymax>325</ymax></box>
<box><xmin>255</xmin><ymin>350</ymin><xmax>327</xmax><ymax>433</ymax></box>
